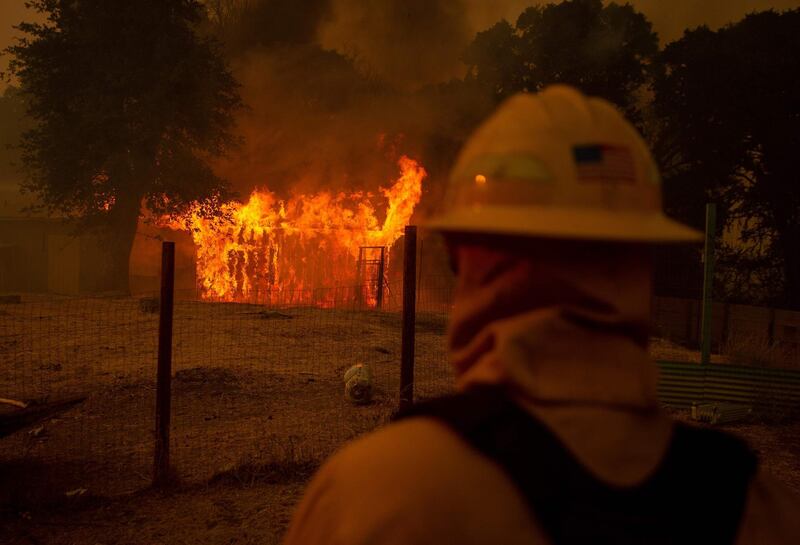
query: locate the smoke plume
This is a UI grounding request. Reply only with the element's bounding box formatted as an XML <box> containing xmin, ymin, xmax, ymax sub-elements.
<box><xmin>318</xmin><ymin>0</ymin><xmax>473</xmax><ymax>90</ymax></box>
<box><xmin>200</xmin><ymin>0</ymin><xmax>800</xmax><ymax>201</ymax></box>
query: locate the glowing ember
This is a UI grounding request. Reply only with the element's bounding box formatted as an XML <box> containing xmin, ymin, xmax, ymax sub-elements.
<box><xmin>168</xmin><ymin>155</ymin><xmax>425</xmax><ymax>306</ymax></box>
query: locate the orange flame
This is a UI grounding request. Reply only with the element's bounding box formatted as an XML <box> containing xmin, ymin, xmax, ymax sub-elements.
<box><xmin>169</xmin><ymin>155</ymin><xmax>425</xmax><ymax>306</ymax></box>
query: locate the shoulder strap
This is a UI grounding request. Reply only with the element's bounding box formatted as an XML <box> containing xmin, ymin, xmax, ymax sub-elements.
<box><xmin>396</xmin><ymin>386</ymin><xmax>757</xmax><ymax>545</ymax></box>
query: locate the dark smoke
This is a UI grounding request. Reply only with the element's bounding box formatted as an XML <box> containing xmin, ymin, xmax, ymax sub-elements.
<box><xmin>208</xmin><ymin>0</ymin><xmax>484</xmax><ymax>202</ymax></box>
<box><xmin>208</xmin><ymin>0</ymin><xmax>800</xmax><ymax>202</ymax></box>
<box><xmin>211</xmin><ymin>0</ymin><xmax>333</xmax><ymax>54</ymax></box>
<box><xmin>216</xmin><ymin>44</ymin><xmax>403</xmax><ymax>197</ymax></box>
<box><xmin>319</xmin><ymin>0</ymin><xmax>472</xmax><ymax>90</ymax></box>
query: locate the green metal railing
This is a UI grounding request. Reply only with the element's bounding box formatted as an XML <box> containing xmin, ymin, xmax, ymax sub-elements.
<box><xmin>656</xmin><ymin>202</ymin><xmax>800</xmax><ymax>415</ymax></box>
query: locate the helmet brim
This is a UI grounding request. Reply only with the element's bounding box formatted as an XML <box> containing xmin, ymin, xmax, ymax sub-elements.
<box><xmin>423</xmin><ymin>206</ymin><xmax>703</xmax><ymax>244</ymax></box>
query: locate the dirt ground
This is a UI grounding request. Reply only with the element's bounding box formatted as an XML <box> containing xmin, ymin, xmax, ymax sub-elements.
<box><xmin>0</xmin><ymin>296</ymin><xmax>451</xmax><ymax>500</ymax></box>
<box><xmin>3</xmin><ymin>417</ymin><xmax>799</xmax><ymax>545</ymax></box>
<box><xmin>1</xmin><ymin>468</ymin><xmax>310</xmax><ymax>545</ymax></box>
<box><xmin>1</xmin><ymin>295</ymin><xmax>799</xmax><ymax>544</ymax></box>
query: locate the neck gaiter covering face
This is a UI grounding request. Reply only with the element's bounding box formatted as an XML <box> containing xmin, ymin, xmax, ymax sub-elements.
<box><xmin>448</xmin><ymin>240</ymin><xmax>658</xmax><ymax>410</ymax></box>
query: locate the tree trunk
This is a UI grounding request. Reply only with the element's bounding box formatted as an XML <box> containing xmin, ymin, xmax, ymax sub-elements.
<box><xmin>96</xmin><ymin>191</ymin><xmax>141</xmax><ymax>294</ymax></box>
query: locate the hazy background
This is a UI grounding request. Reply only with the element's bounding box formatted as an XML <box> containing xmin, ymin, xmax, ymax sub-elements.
<box><xmin>1</xmin><ymin>0</ymin><xmax>798</xmax><ymax>303</ymax></box>
<box><xmin>4</xmin><ymin>0</ymin><xmax>800</xmax><ymax>91</ymax></box>
<box><xmin>2</xmin><ymin>0</ymin><xmax>798</xmax><ymax>218</ymax></box>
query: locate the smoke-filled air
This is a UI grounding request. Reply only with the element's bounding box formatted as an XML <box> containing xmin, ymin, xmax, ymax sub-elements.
<box><xmin>1</xmin><ymin>1</ymin><xmax>800</xmax><ymax>543</ymax></box>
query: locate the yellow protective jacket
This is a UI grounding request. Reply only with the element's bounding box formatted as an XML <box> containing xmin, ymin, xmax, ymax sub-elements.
<box><xmin>283</xmin><ymin>244</ymin><xmax>800</xmax><ymax>544</ymax></box>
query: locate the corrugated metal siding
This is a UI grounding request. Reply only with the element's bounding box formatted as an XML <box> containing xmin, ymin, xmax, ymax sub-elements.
<box><xmin>657</xmin><ymin>362</ymin><xmax>705</xmax><ymax>407</ymax></box>
<box><xmin>656</xmin><ymin>361</ymin><xmax>800</xmax><ymax>410</ymax></box>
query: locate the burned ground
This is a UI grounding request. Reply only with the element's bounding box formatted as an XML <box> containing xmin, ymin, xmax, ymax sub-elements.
<box><xmin>0</xmin><ymin>295</ymin><xmax>450</xmax><ymax>501</ymax></box>
<box><xmin>0</xmin><ymin>296</ymin><xmax>798</xmax><ymax>544</ymax></box>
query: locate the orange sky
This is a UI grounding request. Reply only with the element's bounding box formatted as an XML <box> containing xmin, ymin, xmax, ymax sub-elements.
<box><xmin>0</xmin><ymin>2</ymin><xmax>39</xmax><ymax>53</ymax></box>
<box><xmin>0</xmin><ymin>1</ymin><xmax>42</xmax><ymax>90</ymax></box>
<box><xmin>2</xmin><ymin>0</ymin><xmax>799</xmax><ymax>91</ymax></box>
<box><xmin>465</xmin><ymin>0</ymin><xmax>800</xmax><ymax>42</ymax></box>
<box><xmin>4</xmin><ymin>1</ymin><xmax>798</xmax><ymax>48</ymax></box>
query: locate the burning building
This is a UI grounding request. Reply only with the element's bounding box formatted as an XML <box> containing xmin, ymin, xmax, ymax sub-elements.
<box><xmin>166</xmin><ymin>155</ymin><xmax>426</xmax><ymax>307</ymax></box>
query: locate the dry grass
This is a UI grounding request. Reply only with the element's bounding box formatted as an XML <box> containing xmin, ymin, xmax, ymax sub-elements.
<box><xmin>3</xmin><ymin>412</ymin><xmax>799</xmax><ymax>545</ymax></box>
<box><xmin>671</xmin><ymin>409</ymin><xmax>800</xmax><ymax>493</ymax></box>
<box><xmin>1</xmin><ymin>472</ymin><xmax>310</xmax><ymax>545</ymax></box>
<box><xmin>1</xmin><ymin>294</ymin><xmax>798</xmax><ymax>545</ymax></box>
<box><xmin>723</xmin><ymin>333</ymin><xmax>788</xmax><ymax>367</ymax></box>
<box><xmin>0</xmin><ymin>295</ymin><xmax>450</xmax><ymax>502</ymax></box>
<box><xmin>649</xmin><ymin>337</ymin><xmax>718</xmax><ymax>363</ymax></box>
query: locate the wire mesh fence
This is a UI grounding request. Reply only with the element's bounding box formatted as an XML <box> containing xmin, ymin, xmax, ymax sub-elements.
<box><xmin>0</xmin><ymin>280</ymin><xmax>412</xmax><ymax>502</ymax></box>
<box><xmin>411</xmin><ymin>234</ymin><xmax>454</xmax><ymax>402</ymax></box>
<box><xmin>2</xmin><ymin>229</ymin><xmax>800</xmax><ymax>505</ymax></box>
<box><xmin>651</xmin><ymin>298</ymin><xmax>800</xmax><ymax>367</ymax></box>
<box><xmin>168</xmin><ymin>286</ymin><xmax>404</xmax><ymax>484</ymax></box>
<box><xmin>0</xmin><ymin>294</ymin><xmax>158</xmax><ymax>501</ymax></box>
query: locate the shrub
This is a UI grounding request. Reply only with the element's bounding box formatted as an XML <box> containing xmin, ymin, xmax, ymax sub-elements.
<box><xmin>722</xmin><ymin>333</ymin><xmax>786</xmax><ymax>367</ymax></box>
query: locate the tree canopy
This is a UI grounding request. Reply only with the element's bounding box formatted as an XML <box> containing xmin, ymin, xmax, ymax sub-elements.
<box><xmin>206</xmin><ymin>0</ymin><xmax>331</xmax><ymax>54</ymax></box>
<box><xmin>653</xmin><ymin>9</ymin><xmax>800</xmax><ymax>308</ymax></box>
<box><xmin>3</xmin><ymin>0</ymin><xmax>798</xmax><ymax>309</ymax></box>
<box><xmin>463</xmin><ymin>0</ymin><xmax>658</xmax><ymax>118</ymax></box>
<box><xmin>0</xmin><ymin>86</ymin><xmax>26</xmax><ymax>182</ymax></box>
<box><xmin>5</xmin><ymin>0</ymin><xmax>242</xmax><ymax>291</ymax></box>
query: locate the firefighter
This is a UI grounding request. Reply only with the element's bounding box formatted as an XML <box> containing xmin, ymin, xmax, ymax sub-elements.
<box><xmin>282</xmin><ymin>86</ymin><xmax>800</xmax><ymax>544</ymax></box>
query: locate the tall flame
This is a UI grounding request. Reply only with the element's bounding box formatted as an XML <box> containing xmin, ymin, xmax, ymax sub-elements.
<box><xmin>170</xmin><ymin>155</ymin><xmax>425</xmax><ymax>306</ymax></box>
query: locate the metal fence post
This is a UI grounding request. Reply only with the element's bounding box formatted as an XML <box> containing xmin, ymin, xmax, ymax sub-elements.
<box><xmin>767</xmin><ymin>308</ymin><xmax>776</xmax><ymax>347</ymax></box>
<box><xmin>721</xmin><ymin>302</ymin><xmax>731</xmax><ymax>349</ymax></box>
<box><xmin>154</xmin><ymin>241</ymin><xmax>175</xmax><ymax>487</ymax></box>
<box><xmin>356</xmin><ymin>247</ymin><xmax>364</xmax><ymax>308</ymax></box>
<box><xmin>399</xmin><ymin>226</ymin><xmax>417</xmax><ymax>412</ymax></box>
<box><xmin>417</xmin><ymin>237</ymin><xmax>424</xmax><ymax>307</ymax></box>
<box><xmin>376</xmin><ymin>247</ymin><xmax>386</xmax><ymax>310</ymax></box>
<box><xmin>700</xmin><ymin>203</ymin><xmax>717</xmax><ymax>366</ymax></box>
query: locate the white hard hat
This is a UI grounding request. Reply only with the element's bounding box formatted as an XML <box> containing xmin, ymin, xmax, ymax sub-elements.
<box><xmin>426</xmin><ymin>85</ymin><xmax>702</xmax><ymax>243</ymax></box>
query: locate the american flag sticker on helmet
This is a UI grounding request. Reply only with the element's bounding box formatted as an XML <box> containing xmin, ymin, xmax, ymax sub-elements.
<box><xmin>573</xmin><ymin>145</ymin><xmax>636</xmax><ymax>184</ymax></box>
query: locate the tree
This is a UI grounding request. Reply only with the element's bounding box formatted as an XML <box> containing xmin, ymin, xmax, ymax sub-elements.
<box><xmin>653</xmin><ymin>9</ymin><xmax>800</xmax><ymax>308</ymax></box>
<box><xmin>0</xmin><ymin>86</ymin><xmax>27</xmax><ymax>181</ymax></box>
<box><xmin>463</xmin><ymin>0</ymin><xmax>658</xmax><ymax>118</ymax></box>
<box><xmin>5</xmin><ymin>0</ymin><xmax>243</xmax><ymax>292</ymax></box>
<box><xmin>205</xmin><ymin>0</ymin><xmax>331</xmax><ymax>55</ymax></box>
